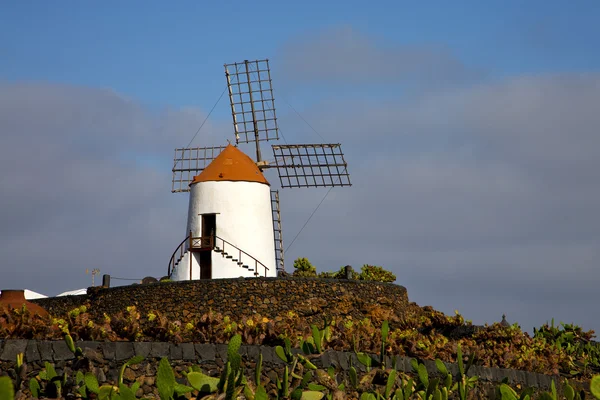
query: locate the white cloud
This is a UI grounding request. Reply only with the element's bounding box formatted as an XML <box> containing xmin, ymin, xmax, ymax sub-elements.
<box><xmin>277</xmin><ymin>26</ymin><xmax>484</xmax><ymax>88</ymax></box>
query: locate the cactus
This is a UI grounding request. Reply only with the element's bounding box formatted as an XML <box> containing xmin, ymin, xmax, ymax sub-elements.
<box><xmin>356</xmin><ymin>352</ymin><xmax>376</xmax><ymax>372</ymax></box>
<box><xmin>119</xmin><ymin>355</ymin><xmax>144</xmax><ymax>385</ymax></box>
<box><xmin>156</xmin><ymin>357</ymin><xmax>175</xmax><ymax>400</ymax></box>
<box><xmin>455</xmin><ymin>343</ymin><xmax>477</xmax><ymax>400</ymax></box>
<box><xmin>380</xmin><ymin>320</ymin><xmax>389</xmax><ymax>367</ymax></box>
<box><xmin>84</xmin><ymin>372</ymin><xmax>100</xmax><ymax>394</ymax></box>
<box><xmin>64</xmin><ymin>333</ymin><xmax>83</xmax><ymax>358</ymax></box>
<box><xmin>224</xmin><ymin>334</ymin><xmax>244</xmax><ymax>399</ymax></box>
<box><xmin>13</xmin><ymin>352</ymin><xmax>26</xmax><ymax>392</ymax></box>
<box><xmin>29</xmin><ymin>361</ymin><xmax>63</xmax><ymax>398</ymax></box>
<box><xmin>276</xmin><ymin>337</ymin><xmax>295</xmax><ymax>363</ymax></box>
<box><xmin>0</xmin><ymin>376</ymin><xmax>14</xmax><ymax>400</ymax></box>
<box><xmin>255</xmin><ymin>352</ymin><xmax>263</xmax><ymax>386</ymax></box>
<box><xmin>348</xmin><ymin>368</ymin><xmax>358</xmax><ymax>390</ymax></box>
<box><xmin>187</xmin><ymin>371</ymin><xmax>220</xmax><ymax>393</ymax></box>
<box><xmin>384</xmin><ymin>369</ymin><xmax>397</xmax><ymax>398</ymax></box>
<box><xmin>591</xmin><ymin>375</ymin><xmax>600</xmax><ymax>399</ymax></box>
<box><xmin>312</xmin><ymin>324</ymin><xmax>323</xmax><ymax>353</ymax></box>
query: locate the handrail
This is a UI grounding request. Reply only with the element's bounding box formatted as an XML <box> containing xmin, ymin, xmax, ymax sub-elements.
<box><xmin>168</xmin><ymin>233</ymin><xmax>270</xmax><ymax>278</ymax></box>
<box><xmin>211</xmin><ymin>235</ymin><xmax>269</xmax><ymax>277</ymax></box>
<box><xmin>168</xmin><ymin>233</ymin><xmax>190</xmax><ymax>277</ymax></box>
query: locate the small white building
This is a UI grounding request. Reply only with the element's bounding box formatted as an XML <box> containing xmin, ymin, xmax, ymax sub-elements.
<box><xmin>0</xmin><ymin>289</ymin><xmax>48</xmax><ymax>300</ymax></box>
<box><xmin>170</xmin><ymin>144</ymin><xmax>277</xmax><ymax>280</ymax></box>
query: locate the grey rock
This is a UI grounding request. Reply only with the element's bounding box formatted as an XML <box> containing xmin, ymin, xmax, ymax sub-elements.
<box><xmin>83</xmin><ymin>348</ymin><xmax>104</xmax><ymax>364</ymax></box>
<box><xmin>215</xmin><ymin>344</ymin><xmax>228</xmax><ymax>359</ymax></box>
<box><xmin>245</xmin><ymin>345</ymin><xmax>261</xmax><ymax>361</ymax></box>
<box><xmin>195</xmin><ymin>343</ymin><xmax>216</xmax><ymax>360</ymax></box>
<box><xmin>0</xmin><ymin>339</ymin><xmax>28</xmax><ymax>361</ymax></box>
<box><xmin>134</xmin><ymin>342</ymin><xmax>152</xmax><ymax>358</ymax></box>
<box><xmin>102</xmin><ymin>342</ymin><xmax>117</xmax><ymax>361</ymax></box>
<box><xmin>52</xmin><ymin>341</ymin><xmax>75</xmax><ymax>361</ymax></box>
<box><xmin>258</xmin><ymin>346</ymin><xmax>280</xmax><ymax>364</ymax></box>
<box><xmin>96</xmin><ymin>367</ymin><xmax>107</xmax><ymax>383</ymax></box>
<box><xmin>319</xmin><ymin>351</ymin><xmax>335</xmax><ymax>368</ymax></box>
<box><xmin>169</xmin><ymin>344</ymin><xmax>183</xmax><ymax>360</ymax></box>
<box><xmin>238</xmin><ymin>345</ymin><xmax>249</xmax><ymax>357</ymax></box>
<box><xmin>149</xmin><ymin>342</ymin><xmax>170</xmax><ymax>358</ymax></box>
<box><xmin>115</xmin><ymin>342</ymin><xmax>135</xmax><ymax>361</ymax></box>
<box><xmin>25</xmin><ymin>341</ymin><xmax>41</xmax><ymax>362</ymax></box>
<box><xmin>107</xmin><ymin>367</ymin><xmax>120</xmax><ymax>383</ymax></box>
<box><xmin>79</xmin><ymin>341</ymin><xmax>100</xmax><ymax>352</ymax></box>
<box><xmin>38</xmin><ymin>341</ymin><xmax>53</xmax><ymax>361</ymax></box>
<box><xmin>335</xmin><ymin>351</ymin><xmax>349</xmax><ymax>370</ymax></box>
<box><xmin>180</xmin><ymin>343</ymin><xmax>196</xmax><ymax>361</ymax></box>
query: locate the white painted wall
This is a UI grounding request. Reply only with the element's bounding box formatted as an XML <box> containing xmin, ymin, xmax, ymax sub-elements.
<box><xmin>172</xmin><ymin>180</ymin><xmax>276</xmax><ymax>280</ymax></box>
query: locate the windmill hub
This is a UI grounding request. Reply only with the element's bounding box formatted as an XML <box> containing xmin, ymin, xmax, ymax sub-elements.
<box><xmin>256</xmin><ymin>160</ymin><xmax>270</xmax><ymax>169</ymax></box>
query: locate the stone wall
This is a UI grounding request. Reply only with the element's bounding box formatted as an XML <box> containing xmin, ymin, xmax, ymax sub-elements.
<box><xmin>31</xmin><ymin>277</ymin><xmax>409</xmax><ymax>323</ymax></box>
<box><xmin>0</xmin><ymin>339</ymin><xmax>586</xmax><ymax>399</ymax></box>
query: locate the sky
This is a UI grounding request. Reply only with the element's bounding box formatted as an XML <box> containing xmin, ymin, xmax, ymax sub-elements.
<box><xmin>1</xmin><ymin>1</ymin><xmax>599</xmax><ymax>334</ymax></box>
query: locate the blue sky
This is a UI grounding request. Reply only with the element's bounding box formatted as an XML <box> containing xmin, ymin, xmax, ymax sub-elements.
<box><xmin>1</xmin><ymin>2</ymin><xmax>600</xmax><ymax>333</ymax></box>
<box><xmin>2</xmin><ymin>1</ymin><xmax>598</xmax><ymax>110</ymax></box>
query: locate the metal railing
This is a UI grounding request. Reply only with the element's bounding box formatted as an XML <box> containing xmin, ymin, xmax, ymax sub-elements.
<box><xmin>210</xmin><ymin>235</ymin><xmax>269</xmax><ymax>277</ymax></box>
<box><xmin>168</xmin><ymin>234</ymin><xmax>190</xmax><ymax>277</ymax></box>
<box><xmin>167</xmin><ymin>232</ymin><xmax>269</xmax><ymax>278</ymax></box>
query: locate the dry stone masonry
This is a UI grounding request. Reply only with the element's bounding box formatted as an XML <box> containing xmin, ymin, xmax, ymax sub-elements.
<box><xmin>31</xmin><ymin>277</ymin><xmax>410</xmax><ymax>322</ymax></box>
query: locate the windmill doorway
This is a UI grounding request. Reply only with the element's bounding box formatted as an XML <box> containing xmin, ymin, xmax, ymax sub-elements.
<box><xmin>200</xmin><ymin>214</ymin><xmax>216</xmax><ymax>279</ymax></box>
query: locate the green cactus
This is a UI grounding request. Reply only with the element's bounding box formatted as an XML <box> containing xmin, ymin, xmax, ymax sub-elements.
<box><xmin>349</xmin><ymin>364</ymin><xmax>358</xmax><ymax>389</ymax></box>
<box><xmin>312</xmin><ymin>324</ymin><xmax>323</xmax><ymax>353</ymax></box>
<box><xmin>84</xmin><ymin>372</ymin><xmax>100</xmax><ymax>394</ymax></box>
<box><xmin>29</xmin><ymin>377</ymin><xmax>41</xmax><ymax>398</ymax></box>
<box><xmin>384</xmin><ymin>369</ymin><xmax>397</xmax><ymax>398</ymax></box>
<box><xmin>356</xmin><ymin>352</ymin><xmax>376</xmax><ymax>372</ymax></box>
<box><xmin>29</xmin><ymin>361</ymin><xmax>63</xmax><ymax>399</ymax></box>
<box><xmin>0</xmin><ymin>376</ymin><xmax>14</xmax><ymax>400</ymax></box>
<box><xmin>380</xmin><ymin>320</ymin><xmax>389</xmax><ymax>367</ymax></box>
<box><xmin>119</xmin><ymin>355</ymin><xmax>144</xmax><ymax>385</ymax></box>
<box><xmin>64</xmin><ymin>333</ymin><xmax>84</xmax><ymax>358</ymax></box>
<box><xmin>255</xmin><ymin>352</ymin><xmax>263</xmax><ymax>386</ymax></box>
<box><xmin>591</xmin><ymin>375</ymin><xmax>600</xmax><ymax>399</ymax></box>
<box><xmin>300</xmin><ymin>391</ymin><xmax>325</xmax><ymax>399</ymax></box>
<box><xmin>276</xmin><ymin>337</ymin><xmax>295</xmax><ymax>363</ymax></box>
<box><xmin>156</xmin><ymin>357</ymin><xmax>175</xmax><ymax>400</ymax></box>
<box><xmin>454</xmin><ymin>343</ymin><xmax>477</xmax><ymax>400</ymax></box>
<box><xmin>187</xmin><ymin>371</ymin><xmax>220</xmax><ymax>394</ymax></box>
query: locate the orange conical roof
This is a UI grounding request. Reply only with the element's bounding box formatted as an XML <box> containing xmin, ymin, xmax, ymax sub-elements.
<box><xmin>191</xmin><ymin>144</ymin><xmax>269</xmax><ymax>186</ymax></box>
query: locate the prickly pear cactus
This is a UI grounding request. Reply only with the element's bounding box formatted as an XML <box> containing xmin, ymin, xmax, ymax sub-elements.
<box><xmin>591</xmin><ymin>375</ymin><xmax>600</xmax><ymax>399</ymax></box>
<box><xmin>0</xmin><ymin>376</ymin><xmax>14</xmax><ymax>400</ymax></box>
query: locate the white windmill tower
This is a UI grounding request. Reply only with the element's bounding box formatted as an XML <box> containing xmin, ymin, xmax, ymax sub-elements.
<box><xmin>168</xmin><ymin>59</ymin><xmax>351</xmax><ymax>281</ymax></box>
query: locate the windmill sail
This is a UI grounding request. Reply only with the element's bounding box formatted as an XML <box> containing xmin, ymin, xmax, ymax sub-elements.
<box><xmin>225</xmin><ymin>59</ymin><xmax>279</xmax><ymax>145</ymax></box>
<box><xmin>171</xmin><ymin>146</ymin><xmax>226</xmax><ymax>193</ymax></box>
<box><xmin>271</xmin><ymin>143</ymin><xmax>351</xmax><ymax>188</ymax></box>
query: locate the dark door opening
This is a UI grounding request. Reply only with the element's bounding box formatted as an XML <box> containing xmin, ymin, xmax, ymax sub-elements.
<box><xmin>202</xmin><ymin>214</ymin><xmax>216</xmax><ymax>238</ymax></box>
<box><xmin>200</xmin><ymin>214</ymin><xmax>216</xmax><ymax>279</ymax></box>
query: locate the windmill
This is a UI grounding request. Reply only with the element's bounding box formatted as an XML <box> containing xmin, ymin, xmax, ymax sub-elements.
<box><xmin>168</xmin><ymin>59</ymin><xmax>351</xmax><ymax>280</ymax></box>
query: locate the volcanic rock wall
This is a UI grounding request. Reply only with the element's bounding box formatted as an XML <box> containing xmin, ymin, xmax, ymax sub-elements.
<box><xmin>31</xmin><ymin>277</ymin><xmax>410</xmax><ymax>322</ymax></box>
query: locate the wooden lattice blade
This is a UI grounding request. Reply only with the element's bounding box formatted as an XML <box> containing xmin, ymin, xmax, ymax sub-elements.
<box><xmin>171</xmin><ymin>146</ymin><xmax>226</xmax><ymax>193</ymax></box>
<box><xmin>224</xmin><ymin>59</ymin><xmax>279</xmax><ymax>144</ymax></box>
<box><xmin>271</xmin><ymin>143</ymin><xmax>351</xmax><ymax>188</ymax></box>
